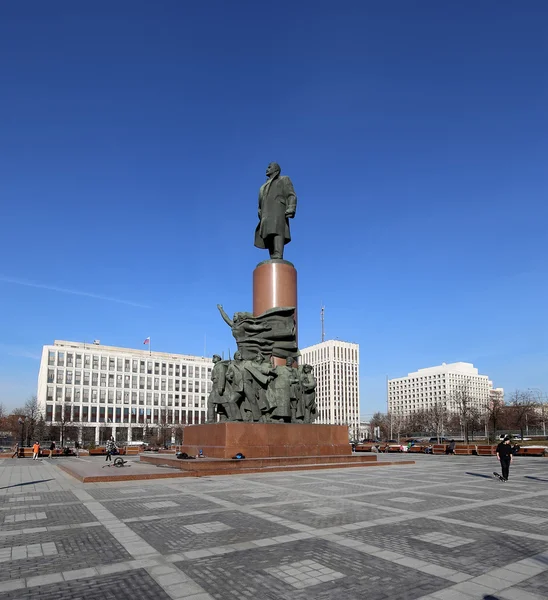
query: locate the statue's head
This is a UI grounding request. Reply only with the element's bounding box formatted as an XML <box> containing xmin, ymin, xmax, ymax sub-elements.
<box><xmin>266</xmin><ymin>162</ymin><xmax>281</xmax><ymax>178</ymax></box>
<box><xmin>303</xmin><ymin>364</ymin><xmax>313</xmax><ymax>373</ymax></box>
<box><xmin>286</xmin><ymin>357</ymin><xmax>294</xmax><ymax>367</ymax></box>
<box><xmin>212</xmin><ymin>354</ymin><xmax>222</xmax><ymax>363</ymax></box>
<box><xmin>233</xmin><ymin>351</ymin><xmax>242</xmax><ymax>361</ymax></box>
<box><xmin>254</xmin><ymin>352</ymin><xmax>264</xmax><ymax>362</ymax></box>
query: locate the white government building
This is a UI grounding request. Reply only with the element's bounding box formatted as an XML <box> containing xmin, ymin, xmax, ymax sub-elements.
<box><xmin>300</xmin><ymin>340</ymin><xmax>360</xmax><ymax>438</ymax></box>
<box><xmin>387</xmin><ymin>362</ymin><xmax>499</xmax><ymax>416</ymax></box>
<box><xmin>37</xmin><ymin>340</ymin><xmax>213</xmax><ymax>444</ymax></box>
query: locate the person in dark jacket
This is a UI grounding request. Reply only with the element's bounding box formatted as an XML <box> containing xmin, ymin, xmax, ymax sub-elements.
<box><xmin>446</xmin><ymin>440</ymin><xmax>456</xmax><ymax>455</ymax></box>
<box><xmin>496</xmin><ymin>436</ymin><xmax>513</xmax><ymax>481</ymax></box>
<box><xmin>105</xmin><ymin>437</ymin><xmax>117</xmax><ymax>462</ymax></box>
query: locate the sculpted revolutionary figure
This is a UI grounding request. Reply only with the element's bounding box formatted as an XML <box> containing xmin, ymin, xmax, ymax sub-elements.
<box><xmin>254</xmin><ymin>162</ymin><xmax>297</xmax><ymax>260</ymax></box>
<box><xmin>300</xmin><ymin>364</ymin><xmax>317</xmax><ymax>423</ymax></box>
<box><xmin>267</xmin><ymin>357</ymin><xmax>296</xmax><ymax>423</ymax></box>
<box><xmin>207</xmin><ymin>355</ymin><xmax>238</xmax><ymax>422</ymax></box>
<box><xmin>225</xmin><ymin>351</ymin><xmax>246</xmax><ymax>421</ymax></box>
<box><xmin>244</xmin><ymin>352</ymin><xmax>275</xmax><ymax>421</ymax></box>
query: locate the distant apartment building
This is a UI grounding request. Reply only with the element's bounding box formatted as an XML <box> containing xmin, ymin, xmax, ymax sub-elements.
<box><xmin>488</xmin><ymin>381</ymin><xmax>504</xmax><ymax>405</ymax></box>
<box><xmin>37</xmin><ymin>340</ymin><xmax>213</xmax><ymax>444</ymax></box>
<box><xmin>300</xmin><ymin>340</ymin><xmax>360</xmax><ymax>437</ymax></box>
<box><xmin>388</xmin><ymin>362</ymin><xmax>491</xmax><ymax>416</ymax></box>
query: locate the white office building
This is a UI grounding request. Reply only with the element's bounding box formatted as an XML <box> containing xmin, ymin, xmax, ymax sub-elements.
<box><xmin>488</xmin><ymin>381</ymin><xmax>504</xmax><ymax>404</ymax></box>
<box><xmin>37</xmin><ymin>340</ymin><xmax>213</xmax><ymax>444</ymax></box>
<box><xmin>300</xmin><ymin>340</ymin><xmax>360</xmax><ymax>438</ymax></box>
<box><xmin>388</xmin><ymin>362</ymin><xmax>491</xmax><ymax>416</ymax></box>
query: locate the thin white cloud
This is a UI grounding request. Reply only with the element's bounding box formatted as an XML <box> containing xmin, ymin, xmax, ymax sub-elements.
<box><xmin>0</xmin><ymin>344</ymin><xmax>41</xmax><ymax>360</ymax></box>
<box><xmin>8</xmin><ymin>350</ymin><xmax>41</xmax><ymax>360</ymax></box>
<box><xmin>0</xmin><ymin>276</ymin><xmax>150</xmax><ymax>309</ymax></box>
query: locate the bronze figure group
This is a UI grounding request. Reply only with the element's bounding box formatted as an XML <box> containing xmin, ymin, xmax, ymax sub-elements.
<box><xmin>207</xmin><ymin>353</ymin><xmax>317</xmax><ymax>424</ymax></box>
<box><xmin>208</xmin><ymin>162</ymin><xmax>312</xmax><ymax>424</ymax></box>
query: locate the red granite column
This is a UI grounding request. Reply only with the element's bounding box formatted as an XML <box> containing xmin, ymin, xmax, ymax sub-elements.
<box><xmin>253</xmin><ymin>259</ymin><xmax>297</xmax><ymax>366</ymax></box>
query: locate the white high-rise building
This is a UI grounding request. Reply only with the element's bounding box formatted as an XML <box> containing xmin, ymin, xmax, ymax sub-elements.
<box><xmin>37</xmin><ymin>340</ymin><xmax>213</xmax><ymax>444</ymax></box>
<box><xmin>488</xmin><ymin>381</ymin><xmax>504</xmax><ymax>404</ymax></box>
<box><xmin>300</xmin><ymin>340</ymin><xmax>360</xmax><ymax>437</ymax></box>
<box><xmin>387</xmin><ymin>362</ymin><xmax>491</xmax><ymax>416</ymax></box>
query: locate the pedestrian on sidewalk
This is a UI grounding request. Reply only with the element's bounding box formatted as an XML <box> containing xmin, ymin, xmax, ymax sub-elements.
<box><xmin>49</xmin><ymin>441</ymin><xmax>56</xmax><ymax>458</ymax></box>
<box><xmin>496</xmin><ymin>436</ymin><xmax>513</xmax><ymax>481</ymax></box>
<box><xmin>11</xmin><ymin>442</ymin><xmax>19</xmax><ymax>458</ymax></box>
<box><xmin>32</xmin><ymin>441</ymin><xmax>40</xmax><ymax>460</ymax></box>
<box><xmin>105</xmin><ymin>436</ymin><xmax>117</xmax><ymax>462</ymax></box>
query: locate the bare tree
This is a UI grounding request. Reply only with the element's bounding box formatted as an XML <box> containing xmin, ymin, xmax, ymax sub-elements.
<box><xmin>172</xmin><ymin>425</ymin><xmax>185</xmax><ymax>445</ymax></box>
<box><xmin>370</xmin><ymin>412</ymin><xmax>390</xmax><ymax>440</ymax></box>
<box><xmin>425</xmin><ymin>402</ymin><xmax>448</xmax><ymax>441</ymax></box>
<box><xmin>389</xmin><ymin>413</ymin><xmax>407</xmax><ymax>441</ymax></box>
<box><xmin>52</xmin><ymin>404</ymin><xmax>75</xmax><ymax>447</ymax></box>
<box><xmin>156</xmin><ymin>410</ymin><xmax>171</xmax><ymax>448</ymax></box>
<box><xmin>508</xmin><ymin>390</ymin><xmax>538</xmax><ymax>439</ymax></box>
<box><xmin>486</xmin><ymin>397</ymin><xmax>505</xmax><ymax>442</ymax></box>
<box><xmin>448</xmin><ymin>386</ymin><xmax>477</xmax><ymax>443</ymax></box>
<box><xmin>23</xmin><ymin>396</ymin><xmax>40</xmax><ymax>445</ymax></box>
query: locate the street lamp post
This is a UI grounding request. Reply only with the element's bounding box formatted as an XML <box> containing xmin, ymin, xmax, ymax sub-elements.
<box><xmin>18</xmin><ymin>417</ymin><xmax>25</xmax><ymax>449</ymax></box>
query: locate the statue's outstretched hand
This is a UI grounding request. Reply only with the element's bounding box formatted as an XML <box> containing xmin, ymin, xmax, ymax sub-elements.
<box><xmin>217</xmin><ymin>304</ymin><xmax>223</xmax><ymax>310</ymax></box>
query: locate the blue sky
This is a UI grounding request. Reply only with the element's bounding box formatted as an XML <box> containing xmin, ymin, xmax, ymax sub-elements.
<box><xmin>1</xmin><ymin>1</ymin><xmax>547</xmax><ymax>415</ymax></box>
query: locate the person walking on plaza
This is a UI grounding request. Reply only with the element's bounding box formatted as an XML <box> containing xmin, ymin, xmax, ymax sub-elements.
<box><xmin>11</xmin><ymin>442</ymin><xmax>19</xmax><ymax>458</ymax></box>
<box><xmin>105</xmin><ymin>436</ymin><xmax>117</xmax><ymax>462</ymax></box>
<box><xmin>49</xmin><ymin>441</ymin><xmax>56</xmax><ymax>458</ymax></box>
<box><xmin>32</xmin><ymin>441</ymin><xmax>40</xmax><ymax>460</ymax></box>
<box><xmin>496</xmin><ymin>436</ymin><xmax>513</xmax><ymax>481</ymax></box>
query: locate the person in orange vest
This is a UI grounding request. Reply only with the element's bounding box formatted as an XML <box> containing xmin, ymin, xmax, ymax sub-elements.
<box><xmin>32</xmin><ymin>441</ymin><xmax>40</xmax><ymax>460</ymax></box>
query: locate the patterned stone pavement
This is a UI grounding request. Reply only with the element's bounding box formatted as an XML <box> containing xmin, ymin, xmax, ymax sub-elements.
<box><xmin>1</xmin><ymin>454</ymin><xmax>548</xmax><ymax>599</ymax></box>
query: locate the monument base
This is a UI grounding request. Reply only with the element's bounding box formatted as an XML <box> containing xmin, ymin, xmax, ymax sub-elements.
<box><xmin>180</xmin><ymin>422</ymin><xmax>351</xmax><ymax>459</ymax></box>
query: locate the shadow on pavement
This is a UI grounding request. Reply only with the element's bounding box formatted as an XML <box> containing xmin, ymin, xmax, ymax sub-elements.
<box><xmin>0</xmin><ymin>479</ymin><xmax>54</xmax><ymax>490</ymax></box>
<box><xmin>465</xmin><ymin>472</ymin><xmax>493</xmax><ymax>479</ymax></box>
<box><xmin>524</xmin><ymin>476</ymin><xmax>548</xmax><ymax>482</ymax></box>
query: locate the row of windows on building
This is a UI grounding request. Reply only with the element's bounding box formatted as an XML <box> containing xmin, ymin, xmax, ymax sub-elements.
<box><xmin>303</xmin><ymin>345</ymin><xmax>358</xmax><ymax>364</ymax></box>
<box><xmin>46</xmin><ymin>371</ymin><xmax>212</xmax><ymax>393</ymax></box>
<box><xmin>390</xmin><ymin>375</ymin><xmax>489</xmax><ymax>385</ymax></box>
<box><xmin>46</xmin><ymin>387</ymin><xmax>206</xmax><ymax>408</ymax></box>
<box><xmin>45</xmin><ymin>404</ymin><xmax>206</xmax><ymax>425</ymax></box>
<box><xmin>47</xmin><ymin>351</ymin><xmax>210</xmax><ymax>378</ymax></box>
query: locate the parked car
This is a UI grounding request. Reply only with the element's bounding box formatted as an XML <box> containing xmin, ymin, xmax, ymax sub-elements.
<box><xmin>429</xmin><ymin>437</ymin><xmax>450</xmax><ymax>443</ymax></box>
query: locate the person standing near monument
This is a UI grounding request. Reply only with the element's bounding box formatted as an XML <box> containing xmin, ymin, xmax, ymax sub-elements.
<box><xmin>105</xmin><ymin>436</ymin><xmax>117</xmax><ymax>462</ymax></box>
<box><xmin>254</xmin><ymin>162</ymin><xmax>297</xmax><ymax>260</ymax></box>
<box><xmin>32</xmin><ymin>441</ymin><xmax>40</xmax><ymax>460</ymax></box>
<box><xmin>496</xmin><ymin>436</ymin><xmax>513</xmax><ymax>481</ymax></box>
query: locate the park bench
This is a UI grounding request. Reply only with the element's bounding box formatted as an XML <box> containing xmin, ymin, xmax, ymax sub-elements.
<box><xmin>516</xmin><ymin>446</ymin><xmax>547</xmax><ymax>457</ymax></box>
<box><xmin>89</xmin><ymin>447</ymin><xmax>127</xmax><ymax>456</ymax></box>
<box><xmin>454</xmin><ymin>445</ymin><xmax>475</xmax><ymax>455</ymax></box>
<box><xmin>408</xmin><ymin>445</ymin><xmax>427</xmax><ymax>453</ymax></box>
<box><xmin>354</xmin><ymin>444</ymin><xmax>375</xmax><ymax>452</ymax></box>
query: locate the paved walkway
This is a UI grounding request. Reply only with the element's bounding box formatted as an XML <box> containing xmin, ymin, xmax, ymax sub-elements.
<box><xmin>1</xmin><ymin>454</ymin><xmax>548</xmax><ymax>599</ymax></box>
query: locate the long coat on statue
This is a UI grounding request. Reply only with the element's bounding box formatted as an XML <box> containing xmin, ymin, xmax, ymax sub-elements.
<box><xmin>254</xmin><ymin>174</ymin><xmax>297</xmax><ymax>249</ymax></box>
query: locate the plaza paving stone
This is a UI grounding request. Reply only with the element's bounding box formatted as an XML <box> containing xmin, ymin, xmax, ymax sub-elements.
<box><xmin>1</xmin><ymin>453</ymin><xmax>548</xmax><ymax>599</ymax></box>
